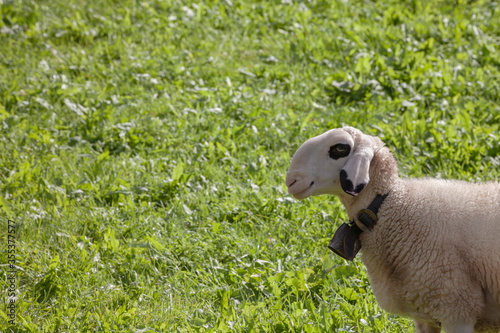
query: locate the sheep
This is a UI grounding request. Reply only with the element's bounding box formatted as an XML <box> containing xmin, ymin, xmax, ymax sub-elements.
<box><xmin>285</xmin><ymin>126</ymin><xmax>500</xmax><ymax>333</ymax></box>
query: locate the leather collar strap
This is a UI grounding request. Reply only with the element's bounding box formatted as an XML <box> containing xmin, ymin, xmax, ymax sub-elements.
<box><xmin>328</xmin><ymin>193</ymin><xmax>388</xmax><ymax>261</ymax></box>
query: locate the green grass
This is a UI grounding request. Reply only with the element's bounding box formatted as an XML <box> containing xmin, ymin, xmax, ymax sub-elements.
<box><xmin>1</xmin><ymin>0</ymin><xmax>499</xmax><ymax>331</ymax></box>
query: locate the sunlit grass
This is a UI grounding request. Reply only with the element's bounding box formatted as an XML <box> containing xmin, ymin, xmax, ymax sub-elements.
<box><xmin>0</xmin><ymin>0</ymin><xmax>499</xmax><ymax>331</ymax></box>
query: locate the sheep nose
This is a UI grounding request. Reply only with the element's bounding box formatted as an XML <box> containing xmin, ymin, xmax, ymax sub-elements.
<box><xmin>285</xmin><ymin>172</ymin><xmax>301</xmax><ymax>188</ymax></box>
<box><xmin>287</xmin><ymin>178</ymin><xmax>298</xmax><ymax>188</ymax></box>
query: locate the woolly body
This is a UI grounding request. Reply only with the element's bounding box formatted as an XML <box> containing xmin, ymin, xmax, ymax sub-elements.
<box><xmin>286</xmin><ymin>127</ymin><xmax>500</xmax><ymax>332</ymax></box>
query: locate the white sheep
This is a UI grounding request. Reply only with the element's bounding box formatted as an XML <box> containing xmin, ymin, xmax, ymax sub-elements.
<box><xmin>285</xmin><ymin>126</ymin><xmax>500</xmax><ymax>333</ymax></box>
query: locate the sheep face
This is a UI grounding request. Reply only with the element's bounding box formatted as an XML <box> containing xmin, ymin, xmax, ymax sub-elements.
<box><xmin>286</xmin><ymin>127</ymin><xmax>383</xmax><ymax>199</ymax></box>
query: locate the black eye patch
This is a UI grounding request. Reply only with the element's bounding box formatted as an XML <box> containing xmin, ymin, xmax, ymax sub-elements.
<box><xmin>329</xmin><ymin>143</ymin><xmax>351</xmax><ymax>160</ymax></box>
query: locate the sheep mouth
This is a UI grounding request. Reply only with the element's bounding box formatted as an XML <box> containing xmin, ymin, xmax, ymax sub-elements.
<box><xmin>290</xmin><ymin>181</ymin><xmax>315</xmax><ymax>199</ymax></box>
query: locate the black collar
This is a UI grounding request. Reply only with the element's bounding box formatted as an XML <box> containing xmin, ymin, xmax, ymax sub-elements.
<box><xmin>328</xmin><ymin>193</ymin><xmax>388</xmax><ymax>261</ymax></box>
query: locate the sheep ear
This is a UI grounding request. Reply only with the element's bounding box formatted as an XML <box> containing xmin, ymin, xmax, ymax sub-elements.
<box><xmin>340</xmin><ymin>146</ymin><xmax>374</xmax><ymax>196</ymax></box>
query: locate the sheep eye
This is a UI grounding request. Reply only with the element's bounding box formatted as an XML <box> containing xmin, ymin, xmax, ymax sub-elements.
<box><xmin>329</xmin><ymin>144</ymin><xmax>351</xmax><ymax>160</ymax></box>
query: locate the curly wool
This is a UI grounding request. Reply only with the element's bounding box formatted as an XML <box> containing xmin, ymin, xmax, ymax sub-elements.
<box><xmin>353</xmin><ymin>148</ymin><xmax>500</xmax><ymax>331</ymax></box>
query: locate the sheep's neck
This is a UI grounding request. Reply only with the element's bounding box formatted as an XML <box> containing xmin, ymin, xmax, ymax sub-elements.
<box><xmin>328</xmin><ymin>193</ymin><xmax>388</xmax><ymax>260</ymax></box>
<box><xmin>338</xmin><ymin>187</ymin><xmax>380</xmax><ymax>220</ymax></box>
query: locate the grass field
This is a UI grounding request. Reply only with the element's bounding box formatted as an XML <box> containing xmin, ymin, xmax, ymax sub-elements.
<box><xmin>1</xmin><ymin>0</ymin><xmax>499</xmax><ymax>331</ymax></box>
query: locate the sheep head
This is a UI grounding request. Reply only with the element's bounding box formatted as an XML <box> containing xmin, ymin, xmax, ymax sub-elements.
<box><xmin>286</xmin><ymin>127</ymin><xmax>384</xmax><ymax>199</ymax></box>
